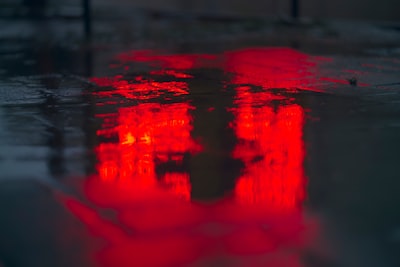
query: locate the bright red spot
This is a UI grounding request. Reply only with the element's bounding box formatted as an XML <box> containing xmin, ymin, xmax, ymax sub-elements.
<box><xmin>92</xmin><ymin>102</ymin><xmax>199</xmax><ymax>206</ymax></box>
<box><xmin>232</xmin><ymin>103</ymin><xmax>305</xmax><ymax>211</ymax></box>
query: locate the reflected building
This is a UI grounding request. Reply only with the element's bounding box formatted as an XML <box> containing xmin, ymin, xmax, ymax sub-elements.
<box><xmin>93</xmin><ymin>102</ymin><xmax>197</xmax><ymax>201</ymax></box>
<box><xmin>224</xmin><ymin>48</ymin><xmax>309</xmax><ymax>212</ymax></box>
<box><xmin>88</xmin><ymin>61</ymin><xmax>202</xmax><ymax>204</ymax></box>
<box><xmin>232</xmin><ymin>95</ymin><xmax>305</xmax><ymax>211</ymax></box>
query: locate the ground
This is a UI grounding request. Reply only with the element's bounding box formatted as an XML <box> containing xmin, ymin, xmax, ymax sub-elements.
<box><xmin>0</xmin><ymin>9</ymin><xmax>400</xmax><ymax>267</ymax></box>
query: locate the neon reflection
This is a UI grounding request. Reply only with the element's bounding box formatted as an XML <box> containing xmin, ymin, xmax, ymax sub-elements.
<box><xmin>91</xmin><ymin>76</ymin><xmax>189</xmax><ymax>100</ymax></box>
<box><xmin>224</xmin><ymin>48</ymin><xmax>310</xmax><ymax>264</ymax></box>
<box><xmin>92</xmin><ymin>103</ymin><xmax>199</xmax><ymax>205</ymax></box>
<box><xmin>224</xmin><ymin>48</ymin><xmax>306</xmax><ymax>212</ymax></box>
<box><xmin>59</xmin><ymin>48</ymin><xmax>317</xmax><ymax>267</ymax></box>
<box><xmin>225</xmin><ymin>47</ymin><xmax>317</xmax><ymax>90</ymax></box>
<box><xmin>116</xmin><ymin>50</ymin><xmax>217</xmax><ymax>70</ymax></box>
<box><xmin>232</xmin><ymin>99</ymin><xmax>305</xmax><ymax>210</ymax></box>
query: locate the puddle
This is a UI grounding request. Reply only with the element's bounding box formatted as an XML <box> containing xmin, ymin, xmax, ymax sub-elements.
<box><xmin>1</xmin><ymin>47</ymin><xmax>400</xmax><ymax>267</ymax></box>
<box><xmin>57</xmin><ymin>48</ymin><xmax>318</xmax><ymax>267</ymax></box>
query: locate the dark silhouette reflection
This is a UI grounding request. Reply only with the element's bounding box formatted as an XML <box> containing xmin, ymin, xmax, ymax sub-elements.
<box><xmin>33</xmin><ymin>43</ymin><xmax>72</xmax><ymax>177</ymax></box>
<box><xmin>34</xmin><ymin>44</ymin><xmax>67</xmax><ymax>177</ymax></box>
<box><xmin>41</xmin><ymin>90</ymin><xmax>66</xmax><ymax>177</ymax></box>
<box><xmin>189</xmin><ymin>68</ymin><xmax>243</xmax><ymax>200</ymax></box>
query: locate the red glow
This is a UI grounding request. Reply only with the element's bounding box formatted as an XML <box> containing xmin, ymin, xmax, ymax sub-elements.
<box><xmin>161</xmin><ymin>172</ymin><xmax>191</xmax><ymax>200</ymax></box>
<box><xmin>232</xmin><ymin>103</ymin><xmax>305</xmax><ymax>210</ymax></box>
<box><xmin>90</xmin><ymin>76</ymin><xmax>189</xmax><ymax>100</ymax></box>
<box><xmin>74</xmin><ymin>71</ymin><xmax>206</xmax><ymax>266</ymax></box>
<box><xmin>149</xmin><ymin>69</ymin><xmax>194</xmax><ymax>79</ymax></box>
<box><xmin>116</xmin><ymin>50</ymin><xmax>217</xmax><ymax>70</ymax></box>
<box><xmin>57</xmin><ymin>48</ymin><xmax>318</xmax><ymax>267</ymax></box>
<box><xmin>224</xmin><ymin>48</ymin><xmax>310</xmax><ymax>262</ymax></box>
<box><xmin>226</xmin><ymin>48</ymin><xmax>306</xmax><ymax>212</ymax></box>
<box><xmin>224</xmin><ymin>48</ymin><xmax>318</xmax><ymax>90</ymax></box>
<box><xmin>91</xmin><ymin>102</ymin><xmax>199</xmax><ymax>206</ymax></box>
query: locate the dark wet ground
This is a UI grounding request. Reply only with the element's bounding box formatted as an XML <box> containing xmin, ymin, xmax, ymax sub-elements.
<box><xmin>1</xmin><ymin>14</ymin><xmax>400</xmax><ymax>267</ymax></box>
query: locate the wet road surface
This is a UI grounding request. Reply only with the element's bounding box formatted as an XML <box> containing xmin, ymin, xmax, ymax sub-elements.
<box><xmin>1</xmin><ymin>40</ymin><xmax>400</xmax><ymax>267</ymax></box>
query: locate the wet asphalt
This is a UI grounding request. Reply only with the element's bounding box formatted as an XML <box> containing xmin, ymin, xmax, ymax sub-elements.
<box><xmin>0</xmin><ymin>13</ymin><xmax>400</xmax><ymax>267</ymax></box>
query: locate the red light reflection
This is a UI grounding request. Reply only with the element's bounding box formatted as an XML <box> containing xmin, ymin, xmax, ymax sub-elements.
<box><xmin>91</xmin><ymin>76</ymin><xmax>189</xmax><ymax>100</ymax></box>
<box><xmin>232</xmin><ymin>102</ymin><xmax>305</xmax><ymax>211</ymax></box>
<box><xmin>58</xmin><ymin>48</ymin><xmax>317</xmax><ymax>267</ymax></box>
<box><xmin>225</xmin><ymin>48</ymin><xmax>311</xmax><ymax>262</ymax></box>
<box><xmin>225</xmin><ymin>49</ymin><xmax>307</xmax><ymax>213</ymax></box>
<box><xmin>116</xmin><ymin>50</ymin><xmax>217</xmax><ymax>70</ymax></box>
<box><xmin>92</xmin><ymin>102</ymin><xmax>199</xmax><ymax>206</ymax></box>
<box><xmin>225</xmin><ymin>48</ymin><xmax>318</xmax><ymax>90</ymax></box>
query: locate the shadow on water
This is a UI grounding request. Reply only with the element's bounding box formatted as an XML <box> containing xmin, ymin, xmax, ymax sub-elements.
<box><xmin>1</xmin><ymin>46</ymin><xmax>400</xmax><ymax>267</ymax></box>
